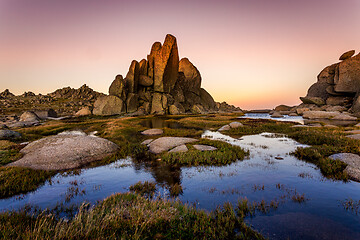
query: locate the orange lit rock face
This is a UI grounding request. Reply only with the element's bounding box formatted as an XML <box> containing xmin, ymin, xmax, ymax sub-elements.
<box><xmin>92</xmin><ymin>34</ymin><xmax>240</xmax><ymax>116</ymax></box>
<box><xmin>300</xmin><ymin>50</ymin><xmax>360</xmax><ymax>116</ymax></box>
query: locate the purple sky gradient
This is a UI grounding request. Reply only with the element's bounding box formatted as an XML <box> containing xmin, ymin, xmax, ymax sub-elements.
<box><xmin>1</xmin><ymin>0</ymin><xmax>359</xmax><ymax>109</ymax></box>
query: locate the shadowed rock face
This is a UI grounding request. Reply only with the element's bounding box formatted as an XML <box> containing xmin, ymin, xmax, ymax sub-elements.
<box><xmin>93</xmin><ymin>34</ymin><xmax>239</xmax><ymax>116</ymax></box>
<box><xmin>300</xmin><ymin>50</ymin><xmax>360</xmax><ymax>116</ymax></box>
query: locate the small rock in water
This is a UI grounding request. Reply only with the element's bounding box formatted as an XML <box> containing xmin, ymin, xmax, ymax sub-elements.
<box><xmin>193</xmin><ymin>144</ymin><xmax>217</xmax><ymax>151</ymax></box>
<box><xmin>271</xmin><ymin>112</ymin><xmax>283</xmax><ymax>118</ymax></box>
<box><xmin>141</xmin><ymin>128</ymin><xmax>163</xmax><ymax>136</ymax></box>
<box><xmin>275</xmin><ymin>156</ymin><xmax>284</xmax><ymax>160</ymax></box>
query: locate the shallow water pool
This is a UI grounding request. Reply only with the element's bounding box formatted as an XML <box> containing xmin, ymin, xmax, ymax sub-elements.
<box><xmin>1</xmin><ymin>131</ymin><xmax>360</xmax><ymax>239</ymax></box>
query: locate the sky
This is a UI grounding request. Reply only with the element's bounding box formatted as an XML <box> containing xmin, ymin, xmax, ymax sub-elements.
<box><xmin>1</xmin><ymin>0</ymin><xmax>360</xmax><ymax>110</ymax></box>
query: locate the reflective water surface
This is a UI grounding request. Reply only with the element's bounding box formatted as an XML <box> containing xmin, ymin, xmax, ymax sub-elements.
<box><xmin>1</xmin><ymin>131</ymin><xmax>360</xmax><ymax>240</ymax></box>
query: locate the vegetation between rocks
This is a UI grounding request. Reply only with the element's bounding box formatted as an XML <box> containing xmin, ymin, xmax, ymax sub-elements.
<box><xmin>161</xmin><ymin>139</ymin><xmax>249</xmax><ymax>166</ymax></box>
<box><xmin>0</xmin><ymin>167</ymin><xmax>55</xmax><ymax>199</ymax></box>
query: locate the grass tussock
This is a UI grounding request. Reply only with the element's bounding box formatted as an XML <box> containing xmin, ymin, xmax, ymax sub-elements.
<box><xmin>0</xmin><ymin>192</ymin><xmax>265</xmax><ymax>240</ymax></box>
<box><xmin>129</xmin><ymin>181</ymin><xmax>157</xmax><ymax>198</ymax></box>
<box><xmin>161</xmin><ymin>139</ymin><xmax>249</xmax><ymax>166</ymax></box>
<box><xmin>0</xmin><ymin>167</ymin><xmax>55</xmax><ymax>199</ymax></box>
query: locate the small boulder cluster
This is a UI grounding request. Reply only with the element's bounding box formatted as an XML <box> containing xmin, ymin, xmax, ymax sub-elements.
<box><xmin>93</xmin><ymin>34</ymin><xmax>239</xmax><ymax>116</ymax></box>
<box><xmin>299</xmin><ymin>50</ymin><xmax>360</xmax><ymax>117</ymax></box>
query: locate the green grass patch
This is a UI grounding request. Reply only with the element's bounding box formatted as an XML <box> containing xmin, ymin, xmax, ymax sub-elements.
<box><xmin>0</xmin><ymin>150</ymin><xmax>23</xmax><ymax>166</ymax></box>
<box><xmin>129</xmin><ymin>181</ymin><xmax>156</xmax><ymax>197</ymax></box>
<box><xmin>161</xmin><ymin>139</ymin><xmax>249</xmax><ymax>166</ymax></box>
<box><xmin>0</xmin><ymin>167</ymin><xmax>55</xmax><ymax>199</ymax></box>
<box><xmin>0</xmin><ymin>192</ymin><xmax>265</xmax><ymax>240</ymax></box>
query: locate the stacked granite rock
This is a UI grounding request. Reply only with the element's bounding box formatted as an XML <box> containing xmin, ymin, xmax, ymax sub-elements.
<box><xmin>93</xmin><ymin>34</ymin><xmax>218</xmax><ymax>115</ymax></box>
<box><xmin>300</xmin><ymin>50</ymin><xmax>360</xmax><ymax>116</ymax></box>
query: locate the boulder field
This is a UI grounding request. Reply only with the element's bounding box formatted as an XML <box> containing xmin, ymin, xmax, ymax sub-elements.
<box><xmin>93</xmin><ymin>34</ymin><xmax>240</xmax><ymax>116</ymax></box>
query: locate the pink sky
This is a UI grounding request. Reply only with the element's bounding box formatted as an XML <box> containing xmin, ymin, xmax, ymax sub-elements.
<box><xmin>1</xmin><ymin>0</ymin><xmax>360</xmax><ymax>110</ymax></box>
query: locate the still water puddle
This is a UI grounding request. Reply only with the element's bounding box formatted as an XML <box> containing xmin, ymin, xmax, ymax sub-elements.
<box><xmin>1</xmin><ymin>131</ymin><xmax>360</xmax><ymax>239</ymax></box>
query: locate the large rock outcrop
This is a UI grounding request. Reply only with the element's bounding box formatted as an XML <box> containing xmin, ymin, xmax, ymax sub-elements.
<box><xmin>300</xmin><ymin>50</ymin><xmax>360</xmax><ymax>116</ymax></box>
<box><xmin>93</xmin><ymin>34</ymin><xmax>222</xmax><ymax>115</ymax></box>
<box><xmin>9</xmin><ymin>131</ymin><xmax>119</xmax><ymax>170</ymax></box>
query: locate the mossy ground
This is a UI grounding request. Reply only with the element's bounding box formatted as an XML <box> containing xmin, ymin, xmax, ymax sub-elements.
<box><xmin>161</xmin><ymin>139</ymin><xmax>249</xmax><ymax>166</ymax></box>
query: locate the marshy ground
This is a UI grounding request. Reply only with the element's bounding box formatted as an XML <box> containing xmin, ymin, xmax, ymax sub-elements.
<box><xmin>0</xmin><ymin>113</ymin><xmax>360</xmax><ymax>239</ymax></box>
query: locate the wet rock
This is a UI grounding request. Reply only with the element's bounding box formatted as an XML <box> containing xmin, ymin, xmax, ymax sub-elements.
<box><xmin>141</xmin><ymin>128</ymin><xmax>163</xmax><ymax>136</ymax></box>
<box><xmin>218</xmin><ymin>125</ymin><xmax>231</xmax><ymax>131</ymax></box>
<box><xmin>9</xmin><ymin>132</ymin><xmax>119</xmax><ymax>171</ymax></box>
<box><xmin>193</xmin><ymin>144</ymin><xmax>217</xmax><ymax>151</ymax></box>
<box><xmin>0</xmin><ymin>130</ymin><xmax>21</xmax><ymax>140</ymax></box>
<box><xmin>93</xmin><ymin>95</ymin><xmax>125</xmax><ymax>116</ymax></box>
<box><xmin>147</xmin><ymin>137</ymin><xmax>197</xmax><ymax>154</ymax></box>
<box><xmin>339</xmin><ymin>50</ymin><xmax>356</xmax><ymax>61</ymax></box>
<box><xmin>20</xmin><ymin>111</ymin><xmax>40</xmax><ymax>122</ymax></box>
<box><xmin>169</xmin><ymin>144</ymin><xmax>188</xmax><ymax>153</ymax></box>
<box><xmin>329</xmin><ymin>153</ymin><xmax>360</xmax><ymax>181</ymax></box>
<box><xmin>289</xmin><ymin>113</ymin><xmax>298</xmax><ymax>116</ymax></box>
<box><xmin>229</xmin><ymin>122</ymin><xmax>243</xmax><ymax>128</ymax></box>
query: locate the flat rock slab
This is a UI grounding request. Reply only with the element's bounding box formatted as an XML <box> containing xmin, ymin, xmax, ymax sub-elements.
<box><xmin>141</xmin><ymin>139</ymin><xmax>154</xmax><ymax>145</ymax></box>
<box><xmin>0</xmin><ymin>130</ymin><xmax>21</xmax><ymax>140</ymax></box>
<box><xmin>141</xmin><ymin>128</ymin><xmax>163</xmax><ymax>136</ymax></box>
<box><xmin>193</xmin><ymin>144</ymin><xmax>217</xmax><ymax>151</ymax></box>
<box><xmin>218</xmin><ymin>125</ymin><xmax>231</xmax><ymax>131</ymax></box>
<box><xmin>229</xmin><ymin>122</ymin><xmax>243</xmax><ymax>128</ymax></box>
<box><xmin>346</xmin><ymin>134</ymin><xmax>360</xmax><ymax>140</ymax></box>
<box><xmin>9</xmin><ymin>132</ymin><xmax>119</xmax><ymax>171</ymax></box>
<box><xmin>329</xmin><ymin>153</ymin><xmax>360</xmax><ymax>181</ymax></box>
<box><xmin>148</xmin><ymin>137</ymin><xmax>197</xmax><ymax>154</ymax></box>
<box><xmin>346</xmin><ymin>130</ymin><xmax>360</xmax><ymax>134</ymax></box>
<box><xmin>169</xmin><ymin>144</ymin><xmax>188</xmax><ymax>153</ymax></box>
<box><xmin>355</xmin><ymin>123</ymin><xmax>360</xmax><ymax>127</ymax></box>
